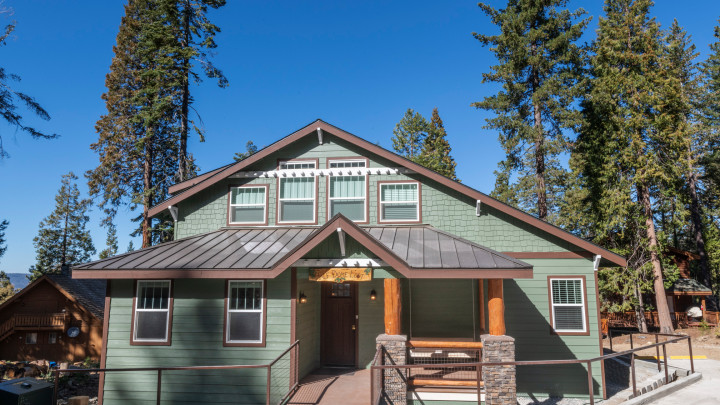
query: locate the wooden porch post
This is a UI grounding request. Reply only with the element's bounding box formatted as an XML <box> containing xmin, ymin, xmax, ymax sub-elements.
<box><xmin>384</xmin><ymin>278</ymin><xmax>401</xmax><ymax>335</ymax></box>
<box><xmin>488</xmin><ymin>279</ymin><xmax>505</xmax><ymax>336</ymax></box>
<box><xmin>478</xmin><ymin>279</ymin><xmax>486</xmax><ymax>334</ymax></box>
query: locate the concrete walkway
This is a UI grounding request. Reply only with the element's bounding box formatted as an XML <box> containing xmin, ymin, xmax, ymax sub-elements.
<box><xmin>287</xmin><ymin>368</ymin><xmax>370</xmax><ymax>405</ymax></box>
<box><xmin>649</xmin><ymin>359</ymin><xmax>719</xmax><ymax>405</ymax></box>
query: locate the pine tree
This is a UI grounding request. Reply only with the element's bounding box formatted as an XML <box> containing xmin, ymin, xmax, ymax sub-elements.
<box><xmin>233</xmin><ymin>141</ymin><xmax>258</xmax><ymax>162</ymax></box>
<box><xmin>98</xmin><ymin>223</ymin><xmax>119</xmax><ymax>259</ymax></box>
<box><xmin>87</xmin><ymin>0</ymin><xmax>183</xmax><ymax>248</ymax></box>
<box><xmin>416</xmin><ymin>108</ymin><xmax>458</xmax><ymax>180</ymax></box>
<box><xmin>29</xmin><ymin>173</ymin><xmax>95</xmax><ymax>281</ymax></box>
<box><xmin>0</xmin><ymin>219</ymin><xmax>7</xmax><ymax>261</ymax></box>
<box><xmin>0</xmin><ymin>19</ymin><xmax>58</xmax><ymax>158</ymax></box>
<box><xmin>174</xmin><ymin>0</ymin><xmax>228</xmax><ymax>182</ymax></box>
<box><xmin>0</xmin><ymin>271</ymin><xmax>13</xmax><ymax>304</ymax></box>
<box><xmin>392</xmin><ymin>109</ymin><xmax>430</xmax><ymax>160</ymax></box>
<box><xmin>574</xmin><ymin>0</ymin><xmax>684</xmax><ymax>333</ymax></box>
<box><xmin>473</xmin><ymin>0</ymin><xmax>589</xmax><ymax>222</ymax></box>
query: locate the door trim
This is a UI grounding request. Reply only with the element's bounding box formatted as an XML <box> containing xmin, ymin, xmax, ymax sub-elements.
<box><xmin>320</xmin><ymin>282</ymin><xmax>359</xmax><ymax>368</ymax></box>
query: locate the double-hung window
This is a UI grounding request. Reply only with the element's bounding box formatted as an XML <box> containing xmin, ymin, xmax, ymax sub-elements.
<box><xmin>278</xmin><ymin>161</ymin><xmax>316</xmax><ymax>223</ymax></box>
<box><xmin>329</xmin><ymin>159</ymin><xmax>367</xmax><ymax>222</ymax></box>
<box><xmin>133</xmin><ymin>280</ymin><xmax>172</xmax><ymax>343</ymax></box>
<box><xmin>549</xmin><ymin>277</ymin><xmax>587</xmax><ymax>334</ymax></box>
<box><xmin>226</xmin><ymin>281</ymin><xmax>264</xmax><ymax>345</ymax></box>
<box><xmin>379</xmin><ymin>182</ymin><xmax>420</xmax><ymax>222</ymax></box>
<box><xmin>229</xmin><ymin>185</ymin><xmax>267</xmax><ymax>224</ymax></box>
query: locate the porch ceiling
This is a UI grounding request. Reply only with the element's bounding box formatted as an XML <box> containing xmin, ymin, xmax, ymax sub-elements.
<box><xmin>73</xmin><ymin>215</ymin><xmax>532</xmax><ymax>279</ymax></box>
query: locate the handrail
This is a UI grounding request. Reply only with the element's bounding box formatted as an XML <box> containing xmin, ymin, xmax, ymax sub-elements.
<box><xmin>52</xmin><ymin>340</ymin><xmax>300</xmax><ymax>405</ymax></box>
<box><xmin>372</xmin><ymin>331</ymin><xmax>695</xmax><ymax>405</ymax></box>
<box><xmin>408</xmin><ymin>340</ymin><xmax>483</xmax><ymax>349</ymax></box>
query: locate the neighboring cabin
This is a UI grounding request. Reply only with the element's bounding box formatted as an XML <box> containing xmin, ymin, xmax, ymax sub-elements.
<box><xmin>0</xmin><ymin>272</ymin><xmax>105</xmax><ymax>362</ymax></box>
<box><xmin>73</xmin><ymin>120</ymin><xmax>626</xmax><ymax>404</ymax></box>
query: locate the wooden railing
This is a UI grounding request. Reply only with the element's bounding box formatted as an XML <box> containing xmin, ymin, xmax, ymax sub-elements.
<box><xmin>406</xmin><ymin>340</ymin><xmax>484</xmax><ymax>388</ymax></box>
<box><xmin>602</xmin><ymin>311</ymin><xmax>719</xmax><ymax>329</ymax></box>
<box><xmin>0</xmin><ymin>313</ymin><xmax>68</xmax><ymax>340</ymax></box>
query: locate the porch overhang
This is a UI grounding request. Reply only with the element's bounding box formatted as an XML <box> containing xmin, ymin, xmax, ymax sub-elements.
<box><xmin>72</xmin><ymin>214</ymin><xmax>533</xmax><ymax>280</ymax></box>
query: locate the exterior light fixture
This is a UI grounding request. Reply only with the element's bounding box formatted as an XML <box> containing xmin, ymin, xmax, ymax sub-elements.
<box><xmin>299</xmin><ymin>292</ymin><xmax>308</xmax><ymax>304</ymax></box>
<box><xmin>370</xmin><ymin>290</ymin><xmax>377</xmax><ymax>301</ymax></box>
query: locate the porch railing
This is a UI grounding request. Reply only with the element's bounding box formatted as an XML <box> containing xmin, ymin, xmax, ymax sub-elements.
<box><xmin>602</xmin><ymin>310</ymin><xmax>720</xmax><ymax>329</ymax></box>
<box><xmin>371</xmin><ymin>331</ymin><xmax>694</xmax><ymax>405</ymax></box>
<box><xmin>406</xmin><ymin>340</ymin><xmax>483</xmax><ymax>388</ymax></box>
<box><xmin>0</xmin><ymin>313</ymin><xmax>68</xmax><ymax>341</ymax></box>
<box><xmin>51</xmin><ymin>340</ymin><xmax>299</xmax><ymax>405</ymax></box>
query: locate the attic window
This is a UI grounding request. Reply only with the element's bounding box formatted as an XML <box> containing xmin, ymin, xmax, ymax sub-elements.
<box><xmin>279</xmin><ymin>161</ymin><xmax>316</xmax><ymax>170</ymax></box>
<box><xmin>278</xmin><ymin>160</ymin><xmax>316</xmax><ymax>224</ymax></box>
<box><xmin>328</xmin><ymin>159</ymin><xmax>367</xmax><ymax>222</ymax></box>
<box><xmin>229</xmin><ymin>185</ymin><xmax>268</xmax><ymax>225</ymax></box>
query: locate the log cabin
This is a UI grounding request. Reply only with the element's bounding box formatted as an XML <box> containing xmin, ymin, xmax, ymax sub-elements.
<box><xmin>73</xmin><ymin>120</ymin><xmax>626</xmax><ymax>405</ymax></box>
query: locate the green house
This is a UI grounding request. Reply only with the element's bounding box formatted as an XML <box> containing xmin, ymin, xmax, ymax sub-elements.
<box><xmin>74</xmin><ymin>120</ymin><xmax>626</xmax><ymax>405</ymax></box>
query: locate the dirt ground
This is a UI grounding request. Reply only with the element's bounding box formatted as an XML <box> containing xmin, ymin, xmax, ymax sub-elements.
<box><xmin>604</xmin><ymin>327</ymin><xmax>720</xmax><ymax>360</ymax></box>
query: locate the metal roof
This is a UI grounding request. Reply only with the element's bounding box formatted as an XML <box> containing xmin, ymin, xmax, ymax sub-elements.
<box><xmin>73</xmin><ymin>225</ymin><xmax>530</xmax><ymax>273</ymax></box>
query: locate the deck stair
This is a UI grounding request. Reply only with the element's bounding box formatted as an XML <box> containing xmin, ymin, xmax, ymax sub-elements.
<box><xmin>0</xmin><ymin>313</ymin><xmax>68</xmax><ymax>341</ymax></box>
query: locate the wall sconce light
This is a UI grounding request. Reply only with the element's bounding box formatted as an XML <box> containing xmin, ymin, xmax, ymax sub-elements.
<box><xmin>299</xmin><ymin>292</ymin><xmax>308</xmax><ymax>304</ymax></box>
<box><xmin>370</xmin><ymin>290</ymin><xmax>377</xmax><ymax>301</ymax></box>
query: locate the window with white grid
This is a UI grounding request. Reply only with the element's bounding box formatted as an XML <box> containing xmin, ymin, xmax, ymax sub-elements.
<box><xmin>226</xmin><ymin>281</ymin><xmax>264</xmax><ymax>343</ymax></box>
<box><xmin>379</xmin><ymin>182</ymin><xmax>419</xmax><ymax>222</ymax></box>
<box><xmin>229</xmin><ymin>186</ymin><xmax>266</xmax><ymax>224</ymax></box>
<box><xmin>134</xmin><ymin>280</ymin><xmax>171</xmax><ymax>342</ymax></box>
<box><xmin>550</xmin><ymin>278</ymin><xmax>586</xmax><ymax>333</ymax></box>
<box><xmin>278</xmin><ymin>161</ymin><xmax>316</xmax><ymax>223</ymax></box>
<box><xmin>329</xmin><ymin>159</ymin><xmax>366</xmax><ymax>221</ymax></box>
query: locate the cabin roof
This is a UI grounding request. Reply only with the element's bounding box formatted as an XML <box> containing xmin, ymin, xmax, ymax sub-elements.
<box><xmin>667</xmin><ymin>278</ymin><xmax>713</xmax><ymax>295</ymax></box>
<box><xmin>146</xmin><ymin>119</ymin><xmax>626</xmax><ymax>267</ymax></box>
<box><xmin>73</xmin><ymin>214</ymin><xmax>532</xmax><ymax>279</ymax></box>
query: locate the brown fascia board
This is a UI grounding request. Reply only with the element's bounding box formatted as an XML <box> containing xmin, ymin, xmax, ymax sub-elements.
<box><xmin>168</xmin><ymin>163</ymin><xmax>235</xmax><ymax>194</ymax></box>
<box><xmin>147</xmin><ymin>119</ymin><xmax>626</xmax><ymax>267</ymax></box>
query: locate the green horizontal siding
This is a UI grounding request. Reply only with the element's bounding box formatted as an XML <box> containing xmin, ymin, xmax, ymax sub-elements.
<box><xmin>295</xmin><ymin>272</ymin><xmax>321</xmax><ymax>379</ymax></box>
<box><xmin>103</xmin><ymin>273</ymin><xmax>292</xmax><ymax>405</ymax></box>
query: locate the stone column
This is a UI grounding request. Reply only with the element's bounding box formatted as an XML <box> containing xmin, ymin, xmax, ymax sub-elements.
<box><xmin>481</xmin><ymin>334</ymin><xmax>516</xmax><ymax>405</ymax></box>
<box><xmin>376</xmin><ymin>334</ymin><xmax>407</xmax><ymax>405</ymax></box>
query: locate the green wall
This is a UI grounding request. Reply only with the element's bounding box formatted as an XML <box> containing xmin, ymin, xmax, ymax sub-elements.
<box><xmin>103</xmin><ymin>272</ymin><xmax>293</xmax><ymax>405</ymax></box>
<box><xmin>295</xmin><ymin>270</ymin><xmax>321</xmax><ymax>379</ymax></box>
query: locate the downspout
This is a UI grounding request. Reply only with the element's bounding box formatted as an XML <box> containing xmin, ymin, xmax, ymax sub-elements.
<box><xmin>168</xmin><ymin>206</ymin><xmax>179</xmax><ymax>240</ymax></box>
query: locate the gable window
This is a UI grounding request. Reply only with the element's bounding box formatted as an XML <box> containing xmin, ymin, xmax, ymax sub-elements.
<box><xmin>379</xmin><ymin>182</ymin><xmax>420</xmax><ymax>222</ymax></box>
<box><xmin>278</xmin><ymin>160</ymin><xmax>316</xmax><ymax>223</ymax></box>
<box><xmin>329</xmin><ymin>159</ymin><xmax>367</xmax><ymax>222</ymax></box>
<box><xmin>229</xmin><ymin>185</ymin><xmax>268</xmax><ymax>225</ymax></box>
<box><xmin>549</xmin><ymin>277</ymin><xmax>588</xmax><ymax>334</ymax></box>
<box><xmin>133</xmin><ymin>280</ymin><xmax>172</xmax><ymax>344</ymax></box>
<box><xmin>225</xmin><ymin>280</ymin><xmax>265</xmax><ymax>345</ymax></box>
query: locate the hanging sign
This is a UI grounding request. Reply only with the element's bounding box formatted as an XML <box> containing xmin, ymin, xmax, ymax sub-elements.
<box><xmin>309</xmin><ymin>268</ymin><xmax>373</xmax><ymax>282</ymax></box>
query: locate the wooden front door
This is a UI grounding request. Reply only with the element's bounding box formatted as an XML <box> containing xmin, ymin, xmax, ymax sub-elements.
<box><xmin>321</xmin><ymin>282</ymin><xmax>357</xmax><ymax>367</ymax></box>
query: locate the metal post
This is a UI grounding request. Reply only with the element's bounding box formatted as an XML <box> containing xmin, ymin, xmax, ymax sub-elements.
<box><xmin>662</xmin><ymin>343</ymin><xmax>669</xmax><ymax>384</ymax></box>
<box><xmin>157</xmin><ymin>369</ymin><xmax>162</xmax><ymax>405</ymax></box>
<box><xmin>630</xmin><ymin>352</ymin><xmax>637</xmax><ymax>397</ymax></box>
<box><xmin>630</xmin><ymin>333</ymin><xmax>633</xmax><ymax>349</ymax></box>
<box><xmin>587</xmin><ymin>361</ymin><xmax>594</xmax><ymax>405</ymax></box>
<box><xmin>688</xmin><ymin>337</ymin><xmax>695</xmax><ymax>374</ymax></box>
<box><xmin>609</xmin><ymin>329</ymin><xmax>613</xmax><ymax>351</ymax></box>
<box><xmin>476</xmin><ymin>363</ymin><xmax>483</xmax><ymax>405</ymax></box>
<box><xmin>53</xmin><ymin>369</ymin><xmax>59</xmax><ymax>405</ymax></box>
<box><xmin>371</xmin><ymin>367</ymin><xmax>376</xmax><ymax>405</ymax></box>
<box><xmin>655</xmin><ymin>334</ymin><xmax>661</xmax><ymax>371</ymax></box>
<box><xmin>266</xmin><ymin>366</ymin><xmax>272</xmax><ymax>405</ymax></box>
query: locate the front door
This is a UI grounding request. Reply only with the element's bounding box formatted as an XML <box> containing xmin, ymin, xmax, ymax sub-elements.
<box><xmin>321</xmin><ymin>282</ymin><xmax>357</xmax><ymax>367</ymax></box>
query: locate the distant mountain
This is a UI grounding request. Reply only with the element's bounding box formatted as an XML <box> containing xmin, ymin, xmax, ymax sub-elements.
<box><xmin>6</xmin><ymin>273</ymin><xmax>30</xmax><ymax>291</ymax></box>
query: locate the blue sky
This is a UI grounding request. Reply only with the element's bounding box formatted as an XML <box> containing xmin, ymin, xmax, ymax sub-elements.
<box><xmin>0</xmin><ymin>0</ymin><xmax>718</xmax><ymax>274</ymax></box>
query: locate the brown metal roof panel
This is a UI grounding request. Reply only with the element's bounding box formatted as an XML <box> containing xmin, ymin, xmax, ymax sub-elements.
<box><xmin>390</xmin><ymin>227</ymin><xmax>411</xmax><ymax>261</ymax></box>
<box><xmin>180</xmin><ymin>229</ymin><xmax>252</xmax><ymax>269</ymax></box>
<box><xmin>244</xmin><ymin>229</ymin><xmax>301</xmax><ymax>268</ymax></box>
<box><xmin>260</xmin><ymin>228</ymin><xmax>316</xmax><ymax>268</ymax></box>
<box><xmin>437</xmin><ymin>233</ymin><xmax>461</xmax><ymax>268</ymax></box>
<box><xmin>134</xmin><ymin>232</ymin><xmax>223</xmax><ymax>269</ymax></box>
<box><xmin>367</xmin><ymin>227</ymin><xmax>384</xmax><ymax>240</ymax></box>
<box><xmin>214</xmin><ymin>229</ymin><xmax>277</xmax><ymax>269</ymax></box>
<box><xmin>472</xmin><ymin>246</ymin><xmax>500</xmax><ymax>268</ymax></box>
<box><xmin>422</xmin><ymin>228</ymin><xmax>442</xmax><ymax>268</ymax></box>
<box><xmin>378</xmin><ymin>227</ymin><xmax>397</xmax><ymax>248</ymax></box>
<box><xmin>454</xmin><ymin>239</ymin><xmax>479</xmax><ymax>268</ymax></box>
<box><xmin>158</xmin><ymin>230</ymin><xmax>231</xmax><ymax>269</ymax></box>
<box><xmin>406</xmin><ymin>227</ymin><xmax>425</xmax><ymax>267</ymax></box>
<box><xmin>201</xmin><ymin>229</ymin><xmax>266</xmax><ymax>268</ymax></box>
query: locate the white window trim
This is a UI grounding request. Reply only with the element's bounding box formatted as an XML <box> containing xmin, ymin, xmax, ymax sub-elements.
<box><xmin>379</xmin><ymin>182</ymin><xmax>420</xmax><ymax>223</ymax></box>
<box><xmin>134</xmin><ymin>280</ymin><xmax>171</xmax><ymax>343</ymax></box>
<box><xmin>226</xmin><ymin>280</ymin><xmax>264</xmax><ymax>344</ymax></box>
<box><xmin>278</xmin><ymin>161</ymin><xmax>316</xmax><ymax>224</ymax></box>
<box><xmin>228</xmin><ymin>186</ymin><xmax>267</xmax><ymax>225</ymax></box>
<box><xmin>550</xmin><ymin>277</ymin><xmax>587</xmax><ymax>333</ymax></box>
<box><xmin>328</xmin><ymin>159</ymin><xmax>367</xmax><ymax>222</ymax></box>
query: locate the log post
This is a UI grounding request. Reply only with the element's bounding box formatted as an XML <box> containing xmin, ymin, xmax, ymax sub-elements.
<box><xmin>488</xmin><ymin>279</ymin><xmax>505</xmax><ymax>336</ymax></box>
<box><xmin>478</xmin><ymin>279</ymin><xmax>486</xmax><ymax>334</ymax></box>
<box><xmin>384</xmin><ymin>278</ymin><xmax>402</xmax><ymax>335</ymax></box>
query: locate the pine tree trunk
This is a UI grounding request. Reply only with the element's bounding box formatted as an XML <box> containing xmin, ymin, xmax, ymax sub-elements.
<box><xmin>142</xmin><ymin>131</ymin><xmax>154</xmax><ymax>249</ymax></box>
<box><xmin>531</xmin><ymin>70</ymin><xmax>547</xmax><ymax>220</ymax></box>
<box><xmin>634</xmin><ymin>281</ymin><xmax>648</xmax><ymax>333</ymax></box>
<box><xmin>688</xmin><ymin>169</ymin><xmax>715</xmax><ymax>307</ymax></box>
<box><xmin>638</xmin><ymin>183</ymin><xmax>674</xmax><ymax>333</ymax></box>
<box><xmin>178</xmin><ymin>0</ymin><xmax>191</xmax><ymax>182</ymax></box>
<box><xmin>61</xmin><ymin>196</ymin><xmax>69</xmax><ymax>268</ymax></box>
